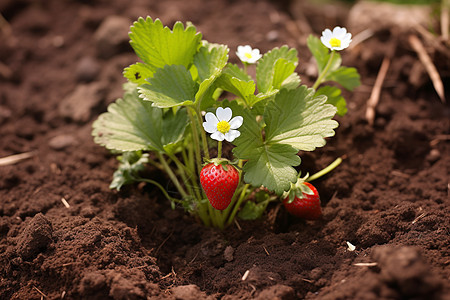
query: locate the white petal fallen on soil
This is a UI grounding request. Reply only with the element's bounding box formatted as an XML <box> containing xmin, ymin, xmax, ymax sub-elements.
<box><xmin>242</xmin><ymin>270</ymin><xmax>250</xmax><ymax>281</ymax></box>
<box><xmin>61</xmin><ymin>198</ymin><xmax>70</xmax><ymax>208</ymax></box>
<box><xmin>0</xmin><ymin>151</ymin><xmax>35</xmax><ymax>166</ymax></box>
<box><xmin>346</xmin><ymin>241</ymin><xmax>356</xmax><ymax>251</ymax></box>
<box><xmin>353</xmin><ymin>262</ymin><xmax>378</xmax><ymax>267</ymax></box>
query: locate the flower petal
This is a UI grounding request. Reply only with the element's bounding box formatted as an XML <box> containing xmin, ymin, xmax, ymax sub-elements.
<box><xmin>333</xmin><ymin>26</ymin><xmax>347</xmax><ymax>38</ymax></box>
<box><xmin>211</xmin><ymin>131</ymin><xmax>225</xmax><ymax>141</ymax></box>
<box><xmin>224</xmin><ymin>130</ymin><xmax>240</xmax><ymax>142</ymax></box>
<box><xmin>205</xmin><ymin>112</ymin><xmax>219</xmax><ymax>124</ymax></box>
<box><xmin>229</xmin><ymin>116</ymin><xmax>243</xmax><ymax>129</ymax></box>
<box><xmin>322</xmin><ymin>29</ymin><xmax>332</xmax><ymax>39</ymax></box>
<box><xmin>321</xmin><ymin>36</ymin><xmax>331</xmax><ymax>49</ymax></box>
<box><xmin>203</xmin><ymin>121</ymin><xmax>218</xmax><ymax>134</ymax></box>
<box><xmin>216</xmin><ymin>107</ymin><xmax>232</xmax><ymax>122</ymax></box>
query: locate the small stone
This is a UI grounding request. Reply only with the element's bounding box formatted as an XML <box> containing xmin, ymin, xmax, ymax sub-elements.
<box><xmin>49</xmin><ymin>134</ymin><xmax>77</xmax><ymax>151</ymax></box>
<box><xmin>171</xmin><ymin>284</ymin><xmax>214</xmax><ymax>300</ymax></box>
<box><xmin>224</xmin><ymin>245</ymin><xmax>234</xmax><ymax>262</ymax></box>
<box><xmin>58</xmin><ymin>83</ymin><xmax>106</xmax><ymax>123</ymax></box>
<box><xmin>94</xmin><ymin>16</ymin><xmax>131</xmax><ymax>58</ymax></box>
<box><xmin>266</xmin><ymin>30</ymin><xmax>279</xmax><ymax>42</ymax></box>
<box><xmin>255</xmin><ymin>284</ymin><xmax>295</xmax><ymax>300</ymax></box>
<box><xmin>426</xmin><ymin>149</ymin><xmax>440</xmax><ymax>164</ymax></box>
<box><xmin>15</xmin><ymin>213</ymin><xmax>53</xmax><ymax>260</ymax></box>
<box><xmin>76</xmin><ymin>56</ymin><xmax>100</xmax><ymax>82</ymax></box>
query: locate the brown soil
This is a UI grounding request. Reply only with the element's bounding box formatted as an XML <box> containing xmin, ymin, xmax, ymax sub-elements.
<box><xmin>1</xmin><ymin>0</ymin><xmax>449</xmax><ymax>299</ymax></box>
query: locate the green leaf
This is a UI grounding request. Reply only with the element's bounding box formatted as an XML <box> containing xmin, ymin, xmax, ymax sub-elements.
<box><xmin>307</xmin><ymin>35</ymin><xmax>341</xmax><ymax>74</ymax></box>
<box><xmin>110</xmin><ymin>151</ymin><xmax>149</xmax><ymax>191</ymax></box>
<box><xmin>93</xmin><ymin>86</ymin><xmax>165</xmax><ymax>152</ymax></box>
<box><xmin>256</xmin><ymin>46</ymin><xmax>299</xmax><ymax>93</ymax></box>
<box><xmin>193</xmin><ymin>43</ymin><xmax>229</xmax><ymax>109</ymax></box>
<box><xmin>272</xmin><ymin>58</ymin><xmax>297</xmax><ymax>89</ymax></box>
<box><xmin>241</xmin><ymin>143</ymin><xmax>300</xmax><ymax>195</ymax></box>
<box><xmin>92</xmin><ymin>84</ymin><xmax>189</xmax><ymax>152</ymax></box>
<box><xmin>225</xmin><ymin>102</ymin><xmax>300</xmax><ymax>194</ymax></box>
<box><xmin>327</xmin><ymin>67</ymin><xmax>361</xmax><ymax>91</ymax></box>
<box><xmin>238</xmin><ymin>200</ymin><xmax>268</xmax><ymax>220</ymax></box>
<box><xmin>265</xmin><ymin>86</ymin><xmax>338</xmax><ymax>151</ymax></box>
<box><xmin>194</xmin><ymin>42</ymin><xmax>229</xmax><ymax>82</ymax></box>
<box><xmin>315</xmin><ymin>86</ymin><xmax>347</xmax><ymax>116</ymax></box>
<box><xmin>223</xmin><ymin>63</ymin><xmax>252</xmax><ymax>82</ymax></box>
<box><xmin>162</xmin><ymin>108</ymin><xmax>189</xmax><ymax>154</ymax></box>
<box><xmin>129</xmin><ymin>17</ymin><xmax>202</xmax><ymax>69</ymax></box>
<box><xmin>138</xmin><ymin>65</ymin><xmax>196</xmax><ymax>108</ymax></box>
<box><xmin>225</xmin><ymin>101</ymin><xmax>264</xmax><ymax>158</ymax></box>
<box><xmin>123</xmin><ymin>62</ymin><xmax>155</xmax><ymax>85</ymax></box>
<box><xmin>280</xmin><ymin>72</ymin><xmax>301</xmax><ymax>90</ymax></box>
<box><xmin>216</xmin><ymin>74</ymin><xmax>256</xmax><ymax>107</ymax></box>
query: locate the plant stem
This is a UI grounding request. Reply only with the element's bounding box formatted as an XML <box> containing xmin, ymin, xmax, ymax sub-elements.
<box><xmin>194</xmin><ymin>107</ymin><xmax>210</xmax><ymax>160</ymax></box>
<box><xmin>157</xmin><ymin>152</ymin><xmax>189</xmax><ymax>200</ymax></box>
<box><xmin>307</xmin><ymin>157</ymin><xmax>343</xmax><ymax>182</ymax></box>
<box><xmin>187</xmin><ymin>108</ymin><xmax>203</xmax><ymax>174</ymax></box>
<box><xmin>226</xmin><ymin>183</ymin><xmax>250</xmax><ymax>227</ymax></box>
<box><xmin>217</xmin><ymin>141</ymin><xmax>222</xmax><ymax>159</ymax></box>
<box><xmin>312</xmin><ymin>50</ymin><xmax>336</xmax><ymax>90</ymax></box>
<box><xmin>136</xmin><ymin>177</ymin><xmax>183</xmax><ymax>205</ymax></box>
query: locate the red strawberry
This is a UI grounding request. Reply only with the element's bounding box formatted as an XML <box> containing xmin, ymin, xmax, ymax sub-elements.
<box><xmin>200</xmin><ymin>162</ymin><xmax>239</xmax><ymax>210</ymax></box>
<box><xmin>283</xmin><ymin>182</ymin><xmax>322</xmax><ymax>220</ymax></box>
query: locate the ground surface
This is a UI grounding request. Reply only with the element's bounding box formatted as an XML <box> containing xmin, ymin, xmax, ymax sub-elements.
<box><xmin>0</xmin><ymin>0</ymin><xmax>449</xmax><ymax>299</ymax></box>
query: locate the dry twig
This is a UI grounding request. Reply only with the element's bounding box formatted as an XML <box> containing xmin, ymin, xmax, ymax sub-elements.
<box><xmin>0</xmin><ymin>151</ymin><xmax>35</xmax><ymax>166</ymax></box>
<box><xmin>408</xmin><ymin>34</ymin><xmax>446</xmax><ymax>103</ymax></box>
<box><xmin>353</xmin><ymin>262</ymin><xmax>378</xmax><ymax>267</ymax></box>
<box><xmin>442</xmin><ymin>0</ymin><xmax>449</xmax><ymax>41</ymax></box>
<box><xmin>365</xmin><ymin>56</ymin><xmax>391</xmax><ymax>125</ymax></box>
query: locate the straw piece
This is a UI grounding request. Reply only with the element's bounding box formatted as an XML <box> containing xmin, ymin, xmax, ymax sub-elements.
<box><xmin>408</xmin><ymin>34</ymin><xmax>446</xmax><ymax>103</ymax></box>
<box><xmin>0</xmin><ymin>152</ymin><xmax>35</xmax><ymax>166</ymax></box>
<box><xmin>365</xmin><ymin>56</ymin><xmax>390</xmax><ymax>125</ymax></box>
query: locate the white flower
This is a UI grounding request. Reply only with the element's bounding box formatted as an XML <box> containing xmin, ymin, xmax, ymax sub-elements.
<box><xmin>236</xmin><ymin>45</ymin><xmax>262</xmax><ymax>64</ymax></box>
<box><xmin>203</xmin><ymin>107</ymin><xmax>243</xmax><ymax>142</ymax></box>
<box><xmin>320</xmin><ymin>26</ymin><xmax>352</xmax><ymax>51</ymax></box>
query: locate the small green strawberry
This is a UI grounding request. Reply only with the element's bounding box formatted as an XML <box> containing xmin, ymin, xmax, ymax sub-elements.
<box><xmin>200</xmin><ymin>161</ymin><xmax>239</xmax><ymax>210</ymax></box>
<box><xmin>283</xmin><ymin>181</ymin><xmax>322</xmax><ymax>220</ymax></box>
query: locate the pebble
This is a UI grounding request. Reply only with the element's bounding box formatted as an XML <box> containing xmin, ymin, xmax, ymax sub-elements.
<box><xmin>224</xmin><ymin>245</ymin><xmax>234</xmax><ymax>262</ymax></box>
<box><xmin>266</xmin><ymin>30</ymin><xmax>279</xmax><ymax>42</ymax></box>
<box><xmin>49</xmin><ymin>134</ymin><xmax>77</xmax><ymax>150</ymax></box>
<box><xmin>76</xmin><ymin>56</ymin><xmax>100</xmax><ymax>82</ymax></box>
<box><xmin>171</xmin><ymin>284</ymin><xmax>214</xmax><ymax>300</ymax></box>
<box><xmin>94</xmin><ymin>16</ymin><xmax>131</xmax><ymax>58</ymax></box>
<box><xmin>426</xmin><ymin>149</ymin><xmax>440</xmax><ymax>164</ymax></box>
<box><xmin>58</xmin><ymin>83</ymin><xmax>106</xmax><ymax>123</ymax></box>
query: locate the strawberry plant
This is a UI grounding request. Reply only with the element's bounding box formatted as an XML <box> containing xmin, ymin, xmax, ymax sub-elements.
<box><xmin>92</xmin><ymin>17</ymin><xmax>360</xmax><ymax>228</ymax></box>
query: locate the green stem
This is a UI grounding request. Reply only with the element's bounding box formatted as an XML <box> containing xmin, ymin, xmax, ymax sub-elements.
<box><xmin>312</xmin><ymin>50</ymin><xmax>336</xmax><ymax>90</ymax></box>
<box><xmin>194</xmin><ymin>106</ymin><xmax>210</xmax><ymax>160</ymax></box>
<box><xmin>136</xmin><ymin>177</ymin><xmax>183</xmax><ymax>205</ymax></box>
<box><xmin>217</xmin><ymin>141</ymin><xmax>222</xmax><ymax>159</ymax></box>
<box><xmin>167</xmin><ymin>153</ymin><xmax>197</xmax><ymax>200</ymax></box>
<box><xmin>157</xmin><ymin>152</ymin><xmax>189</xmax><ymax>200</ymax></box>
<box><xmin>187</xmin><ymin>108</ymin><xmax>203</xmax><ymax>174</ymax></box>
<box><xmin>226</xmin><ymin>183</ymin><xmax>250</xmax><ymax>227</ymax></box>
<box><xmin>307</xmin><ymin>157</ymin><xmax>343</xmax><ymax>182</ymax></box>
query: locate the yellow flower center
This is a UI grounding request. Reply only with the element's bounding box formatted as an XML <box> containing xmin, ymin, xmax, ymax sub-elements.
<box><xmin>244</xmin><ymin>52</ymin><xmax>252</xmax><ymax>59</ymax></box>
<box><xmin>329</xmin><ymin>37</ymin><xmax>341</xmax><ymax>48</ymax></box>
<box><xmin>217</xmin><ymin>120</ymin><xmax>231</xmax><ymax>134</ymax></box>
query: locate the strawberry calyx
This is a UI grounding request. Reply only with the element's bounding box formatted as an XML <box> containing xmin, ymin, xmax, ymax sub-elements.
<box><xmin>283</xmin><ymin>175</ymin><xmax>314</xmax><ymax>204</ymax></box>
<box><xmin>203</xmin><ymin>157</ymin><xmax>238</xmax><ymax>172</ymax></box>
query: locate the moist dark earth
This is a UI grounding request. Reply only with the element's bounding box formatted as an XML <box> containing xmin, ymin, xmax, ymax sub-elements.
<box><xmin>0</xmin><ymin>0</ymin><xmax>449</xmax><ymax>299</ymax></box>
